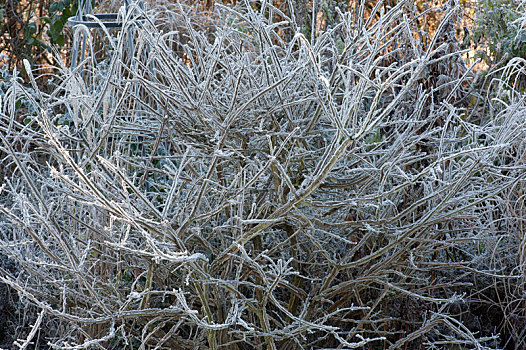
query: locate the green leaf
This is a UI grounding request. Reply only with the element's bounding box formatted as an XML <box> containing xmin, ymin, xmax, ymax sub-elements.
<box><xmin>56</xmin><ymin>34</ymin><xmax>65</xmax><ymax>46</ymax></box>
<box><xmin>25</xmin><ymin>22</ymin><xmax>38</xmax><ymax>36</ymax></box>
<box><xmin>49</xmin><ymin>2</ymin><xmax>60</xmax><ymax>12</ymax></box>
<box><xmin>36</xmin><ymin>39</ymin><xmax>50</xmax><ymax>50</ymax></box>
<box><xmin>50</xmin><ymin>20</ymin><xmax>64</xmax><ymax>39</ymax></box>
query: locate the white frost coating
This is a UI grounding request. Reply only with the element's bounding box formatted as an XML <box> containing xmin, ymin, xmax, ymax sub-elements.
<box><xmin>129</xmin><ymin>292</ymin><xmax>141</xmax><ymax>299</ymax></box>
<box><xmin>213</xmin><ymin>149</ymin><xmax>233</xmax><ymax>158</ymax></box>
<box><xmin>319</xmin><ymin>75</ymin><xmax>330</xmax><ymax>88</ymax></box>
<box><xmin>0</xmin><ymin>2</ymin><xmax>524</xmax><ymax>349</ymax></box>
<box><xmin>165</xmin><ymin>252</ymin><xmax>208</xmax><ymax>263</ymax></box>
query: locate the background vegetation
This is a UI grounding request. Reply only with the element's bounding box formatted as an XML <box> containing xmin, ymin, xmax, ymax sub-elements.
<box><xmin>1</xmin><ymin>0</ymin><xmax>526</xmax><ymax>349</ymax></box>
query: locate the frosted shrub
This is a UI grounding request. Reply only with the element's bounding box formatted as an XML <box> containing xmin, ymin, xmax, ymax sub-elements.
<box><xmin>1</xmin><ymin>1</ymin><xmax>525</xmax><ymax>349</ymax></box>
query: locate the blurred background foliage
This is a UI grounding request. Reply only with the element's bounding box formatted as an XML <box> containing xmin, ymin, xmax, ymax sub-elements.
<box><xmin>469</xmin><ymin>0</ymin><xmax>526</xmax><ymax>66</ymax></box>
<box><xmin>0</xmin><ymin>0</ymin><xmax>80</xmax><ymax>68</ymax></box>
<box><xmin>2</xmin><ymin>0</ymin><xmax>521</xmax><ymax>74</ymax></box>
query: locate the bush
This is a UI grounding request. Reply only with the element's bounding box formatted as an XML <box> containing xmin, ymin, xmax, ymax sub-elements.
<box><xmin>0</xmin><ymin>0</ymin><xmax>79</xmax><ymax>70</ymax></box>
<box><xmin>1</xmin><ymin>1</ymin><xmax>526</xmax><ymax>349</ymax></box>
<box><xmin>470</xmin><ymin>0</ymin><xmax>526</xmax><ymax>65</ymax></box>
